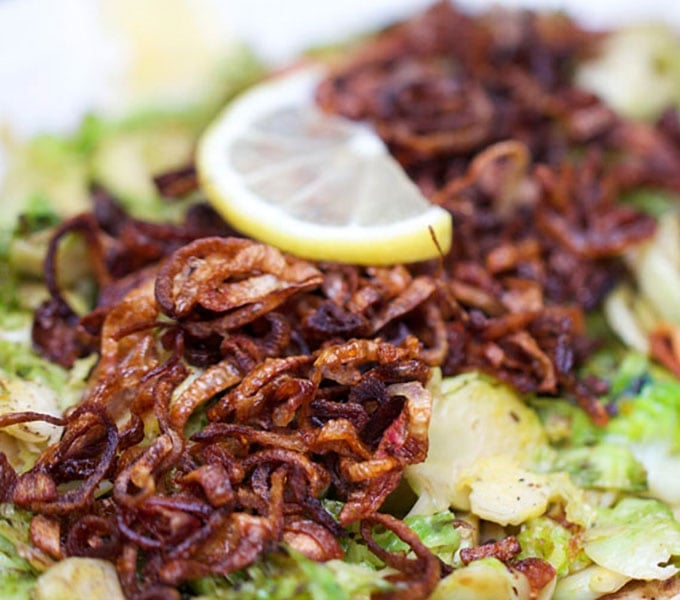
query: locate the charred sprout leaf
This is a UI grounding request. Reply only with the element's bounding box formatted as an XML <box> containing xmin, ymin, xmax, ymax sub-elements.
<box><xmin>518</xmin><ymin>517</ymin><xmax>590</xmax><ymax>577</ymax></box>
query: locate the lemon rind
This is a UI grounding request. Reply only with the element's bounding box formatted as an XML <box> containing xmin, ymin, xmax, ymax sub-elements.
<box><xmin>201</xmin><ymin>172</ymin><xmax>451</xmax><ymax>264</ymax></box>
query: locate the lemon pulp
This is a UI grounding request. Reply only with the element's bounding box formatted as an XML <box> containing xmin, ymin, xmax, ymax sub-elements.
<box><xmin>197</xmin><ymin>67</ymin><xmax>452</xmax><ymax>265</ymax></box>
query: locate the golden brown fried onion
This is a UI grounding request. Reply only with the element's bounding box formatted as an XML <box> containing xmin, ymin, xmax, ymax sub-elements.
<box><xmin>11</xmin><ymin>236</ymin><xmax>436</xmax><ymax>598</ymax></box>
<box><xmin>19</xmin><ymin>2</ymin><xmax>680</xmax><ymax>597</ymax></box>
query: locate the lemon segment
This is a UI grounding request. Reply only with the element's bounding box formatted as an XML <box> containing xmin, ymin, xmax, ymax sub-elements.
<box><xmin>197</xmin><ymin>67</ymin><xmax>452</xmax><ymax>265</ymax></box>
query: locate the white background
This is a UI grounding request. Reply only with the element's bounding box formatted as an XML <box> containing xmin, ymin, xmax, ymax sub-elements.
<box><xmin>0</xmin><ymin>0</ymin><xmax>678</xmax><ymax>140</ymax></box>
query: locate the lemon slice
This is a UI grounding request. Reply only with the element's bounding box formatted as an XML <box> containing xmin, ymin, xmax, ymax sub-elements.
<box><xmin>197</xmin><ymin>67</ymin><xmax>452</xmax><ymax>265</ymax></box>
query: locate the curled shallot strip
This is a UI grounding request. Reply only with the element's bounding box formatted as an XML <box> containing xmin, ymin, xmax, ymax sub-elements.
<box><xmin>371</xmin><ymin>277</ymin><xmax>436</xmax><ymax>333</ymax></box>
<box><xmin>337</xmin><ymin>381</ymin><xmax>431</xmax><ymax>524</ymax></box>
<box><xmin>312</xmin><ymin>338</ymin><xmax>416</xmax><ymax>386</ymax></box>
<box><xmin>282</xmin><ymin>517</ymin><xmax>344</xmax><ymax>561</ymax></box>
<box><xmin>13</xmin><ymin>407</ymin><xmax>118</xmax><ymax>515</ymax></box>
<box><xmin>360</xmin><ymin>513</ymin><xmax>441</xmax><ymax>600</ymax></box>
<box><xmin>432</xmin><ymin>140</ymin><xmax>535</xmax><ymax>215</ymax></box>
<box><xmin>169</xmin><ymin>360</ymin><xmax>241</xmax><ymax>429</ymax></box>
<box><xmin>241</xmin><ymin>449</ymin><xmax>330</xmax><ymax>498</ymax></box>
<box><xmin>114</xmin><ymin>433</ymin><xmax>176</xmax><ymax>508</ymax></box>
<box><xmin>96</xmin><ymin>281</ymin><xmax>161</xmax><ymax>381</ymax></box>
<box><xmin>160</xmin><ymin>513</ymin><xmax>274</xmax><ymax>585</ymax></box>
<box><xmin>0</xmin><ymin>411</ymin><xmax>66</xmax><ymax>429</ymax></box>
<box><xmin>32</xmin><ymin>212</ymin><xmax>109</xmax><ymax>367</ymax></box>
<box><xmin>43</xmin><ymin>213</ymin><xmax>112</xmax><ymax>308</ymax></box>
<box><xmin>311</xmin><ymin>419</ymin><xmax>373</xmax><ymax>460</ymax></box>
<box><xmin>385</xmin><ymin>381</ymin><xmax>431</xmax><ymax>454</ymax></box>
<box><xmin>180</xmin><ymin>463</ymin><xmax>234</xmax><ymax>508</ymax></box>
<box><xmin>153</xmin><ymin>165</ymin><xmax>198</xmax><ymax>198</ymax></box>
<box><xmin>208</xmin><ymin>355</ymin><xmax>313</xmax><ymax>422</ymax></box>
<box><xmin>65</xmin><ymin>514</ymin><xmax>121</xmax><ymax>559</ymax></box>
<box><xmin>154</xmin><ymin>237</ymin><xmax>322</xmax><ymax>320</ymax></box>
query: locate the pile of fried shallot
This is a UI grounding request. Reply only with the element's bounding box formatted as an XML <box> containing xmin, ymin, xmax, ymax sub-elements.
<box><xmin>2</xmin><ymin>2</ymin><xmax>680</xmax><ymax>598</ymax></box>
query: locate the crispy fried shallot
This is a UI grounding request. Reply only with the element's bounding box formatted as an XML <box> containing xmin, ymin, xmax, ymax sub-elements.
<box><xmin>15</xmin><ymin>2</ymin><xmax>680</xmax><ymax>598</ymax></box>
<box><xmin>12</xmin><ymin>236</ymin><xmax>435</xmax><ymax>597</ymax></box>
<box><xmin>316</xmin><ymin>1</ymin><xmax>671</xmax><ymax>420</ymax></box>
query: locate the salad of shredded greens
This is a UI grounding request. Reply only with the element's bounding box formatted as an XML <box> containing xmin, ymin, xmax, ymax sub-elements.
<box><xmin>1</xmin><ymin>6</ymin><xmax>680</xmax><ymax>600</ymax></box>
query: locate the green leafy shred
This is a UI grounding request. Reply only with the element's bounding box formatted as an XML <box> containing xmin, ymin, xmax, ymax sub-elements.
<box><xmin>533</xmin><ymin>350</ymin><xmax>680</xmax><ymax>450</ymax></box>
<box><xmin>606</xmin><ymin>359</ymin><xmax>680</xmax><ymax>449</ymax></box>
<box><xmin>189</xmin><ymin>548</ymin><xmax>392</xmax><ymax>600</ymax></box>
<box><xmin>0</xmin><ymin>237</ymin><xmax>30</xmax><ymax>333</ymax></box>
<box><xmin>0</xmin><ymin>504</ymin><xmax>38</xmax><ymax>599</ymax></box>
<box><xmin>13</xmin><ymin>195</ymin><xmax>61</xmax><ymax>236</ymax></box>
<box><xmin>370</xmin><ymin>511</ymin><xmax>461</xmax><ymax>566</ymax></box>
<box><xmin>551</xmin><ymin>444</ymin><xmax>647</xmax><ymax>492</ymax></box>
<box><xmin>529</xmin><ymin>397</ymin><xmax>599</xmax><ymax>447</ymax></box>
<box><xmin>619</xmin><ymin>187</ymin><xmax>679</xmax><ymax>218</ymax></box>
<box><xmin>0</xmin><ymin>339</ymin><xmax>67</xmax><ymax>395</ymax></box>
<box><xmin>518</xmin><ymin>516</ymin><xmax>589</xmax><ymax>576</ymax></box>
<box><xmin>532</xmin><ymin>351</ymin><xmax>680</xmax><ymax>508</ymax></box>
<box><xmin>584</xmin><ymin>498</ymin><xmax>680</xmax><ymax>580</ymax></box>
<box><xmin>189</xmin><ymin>509</ymin><xmax>464</xmax><ymax>599</ymax></box>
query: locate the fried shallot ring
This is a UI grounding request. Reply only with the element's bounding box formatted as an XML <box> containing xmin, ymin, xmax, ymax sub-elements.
<box><xmin>13</xmin><ymin>407</ymin><xmax>117</xmax><ymax>515</ymax></box>
<box><xmin>154</xmin><ymin>237</ymin><xmax>322</xmax><ymax>320</ymax></box>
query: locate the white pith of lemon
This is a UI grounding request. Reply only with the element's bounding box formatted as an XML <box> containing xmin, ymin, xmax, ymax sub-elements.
<box><xmin>197</xmin><ymin>66</ymin><xmax>452</xmax><ymax>265</ymax></box>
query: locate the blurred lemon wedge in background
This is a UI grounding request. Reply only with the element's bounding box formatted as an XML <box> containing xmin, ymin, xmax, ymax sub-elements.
<box><xmin>102</xmin><ymin>0</ymin><xmax>236</xmax><ymax>109</ymax></box>
<box><xmin>197</xmin><ymin>67</ymin><xmax>452</xmax><ymax>265</ymax></box>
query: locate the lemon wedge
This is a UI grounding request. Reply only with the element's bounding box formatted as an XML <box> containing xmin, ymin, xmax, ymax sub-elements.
<box><xmin>197</xmin><ymin>67</ymin><xmax>452</xmax><ymax>265</ymax></box>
